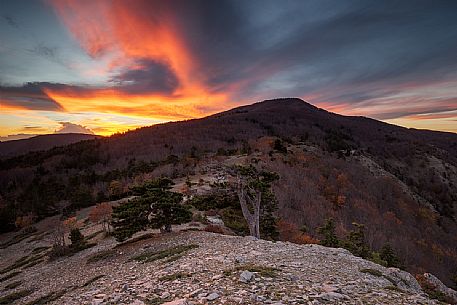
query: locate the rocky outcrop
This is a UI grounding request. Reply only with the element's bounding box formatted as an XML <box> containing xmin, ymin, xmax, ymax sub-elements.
<box><xmin>385</xmin><ymin>267</ymin><xmax>423</xmax><ymax>293</ymax></box>
<box><xmin>421</xmin><ymin>273</ymin><xmax>457</xmax><ymax>304</ymax></box>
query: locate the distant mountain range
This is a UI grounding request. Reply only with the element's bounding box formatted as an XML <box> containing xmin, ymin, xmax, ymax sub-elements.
<box><xmin>0</xmin><ymin>133</ymin><xmax>100</xmax><ymax>158</ymax></box>
<box><xmin>0</xmin><ymin>98</ymin><xmax>456</xmax><ymax>286</ymax></box>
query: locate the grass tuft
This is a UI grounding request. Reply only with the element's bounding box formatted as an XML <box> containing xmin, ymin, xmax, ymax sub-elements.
<box><xmin>115</xmin><ymin>233</ymin><xmax>156</xmax><ymax>248</ymax></box>
<box><xmin>24</xmin><ymin>289</ymin><xmax>66</xmax><ymax>305</ymax></box>
<box><xmin>0</xmin><ymin>253</ymin><xmax>46</xmax><ymax>274</ymax></box>
<box><xmin>0</xmin><ymin>289</ymin><xmax>33</xmax><ymax>304</ymax></box>
<box><xmin>85</xmin><ymin>230</ymin><xmax>104</xmax><ymax>241</ymax></box>
<box><xmin>360</xmin><ymin>268</ymin><xmax>383</xmax><ymax>277</ymax></box>
<box><xmin>82</xmin><ymin>275</ymin><xmax>105</xmax><ymax>287</ymax></box>
<box><xmin>31</xmin><ymin>246</ymin><xmax>51</xmax><ymax>254</ymax></box>
<box><xmin>4</xmin><ymin>280</ymin><xmax>22</xmax><ymax>290</ymax></box>
<box><xmin>384</xmin><ymin>285</ymin><xmax>404</xmax><ymax>293</ymax></box>
<box><xmin>131</xmin><ymin>244</ymin><xmax>198</xmax><ymax>263</ymax></box>
<box><xmin>158</xmin><ymin>272</ymin><xmax>191</xmax><ymax>282</ymax></box>
<box><xmin>0</xmin><ymin>228</ymin><xmax>38</xmax><ymax>249</ymax></box>
<box><xmin>145</xmin><ymin>297</ymin><xmax>171</xmax><ymax>305</ymax></box>
<box><xmin>224</xmin><ymin>264</ymin><xmax>279</xmax><ymax>278</ymax></box>
<box><xmin>0</xmin><ymin>271</ymin><xmax>21</xmax><ymax>283</ymax></box>
<box><xmin>87</xmin><ymin>249</ymin><xmax>117</xmax><ymax>263</ymax></box>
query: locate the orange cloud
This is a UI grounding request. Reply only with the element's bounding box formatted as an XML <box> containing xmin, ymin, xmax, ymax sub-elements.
<box><xmin>43</xmin><ymin>87</ymin><xmax>227</xmax><ymax>121</ymax></box>
<box><xmin>48</xmin><ymin>0</ymin><xmax>230</xmax><ymax>124</ymax></box>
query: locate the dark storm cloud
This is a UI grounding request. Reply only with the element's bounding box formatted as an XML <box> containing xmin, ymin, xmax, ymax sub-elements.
<box><xmin>0</xmin><ymin>60</ymin><xmax>180</xmax><ymax>111</ymax></box>
<box><xmin>374</xmin><ymin>102</ymin><xmax>457</xmax><ymax>120</ymax></box>
<box><xmin>109</xmin><ymin>59</ymin><xmax>179</xmax><ymax>94</ymax></box>
<box><xmin>2</xmin><ymin>15</ymin><xmax>19</xmax><ymax>28</ymax></box>
<box><xmin>148</xmin><ymin>0</ymin><xmax>457</xmax><ymax>102</ymax></box>
<box><xmin>9</xmin><ymin>0</ymin><xmax>457</xmax><ymax>102</ymax></box>
<box><xmin>0</xmin><ymin>82</ymin><xmax>64</xmax><ymax>111</ymax></box>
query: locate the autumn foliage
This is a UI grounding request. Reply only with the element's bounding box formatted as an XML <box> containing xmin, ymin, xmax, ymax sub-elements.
<box><xmin>278</xmin><ymin>220</ymin><xmax>319</xmax><ymax>245</ymax></box>
<box><xmin>89</xmin><ymin>202</ymin><xmax>113</xmax><ymax>234</ymax></box>
<box><xmin>14</xmin><ymin>213</ymin><xmax>36</xmax><ymax>231</ymax></box>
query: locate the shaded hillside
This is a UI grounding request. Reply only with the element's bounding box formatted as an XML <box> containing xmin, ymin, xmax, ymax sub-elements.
<box><xmin>0</xmin><ymin>133</ymin><xmax>100</xmax><ymax>158</ymax></box>
<box><xmin>0</xmin><ymin>98</ymin><xmax>456</xmax><ymax>285</ymax></box>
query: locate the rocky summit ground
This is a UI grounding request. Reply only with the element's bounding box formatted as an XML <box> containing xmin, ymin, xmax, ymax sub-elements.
<box><xmin>0</xmin><ymin>228</ymin><xmax>446</xmax><ymax>305</ymax></box>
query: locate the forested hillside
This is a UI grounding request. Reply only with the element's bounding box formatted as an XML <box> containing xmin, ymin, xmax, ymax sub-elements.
<box><xmin>0</xmin><ymin>98</ymin><xmax>456</xmax><ymax>285</ymax></box>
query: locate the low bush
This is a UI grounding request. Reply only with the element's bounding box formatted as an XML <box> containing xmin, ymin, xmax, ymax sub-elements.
<box><xmin>188</xmin><ymin>192</ymin><xmax>238</xmax><ymax>211</ymax></box>
<box><xmin>48</xmin><ymin>242</ymin><xmax>95</xmax><ymax>260</ymax></box>
<box><xmin>221</xmin><ymin>207</ymin><xmax>249</xmax><ymax>235</ymax></box>
<box><xmin>204</xmin><ymin>225</ymin><xmax>225</xmax><ymax>234</ymax></box>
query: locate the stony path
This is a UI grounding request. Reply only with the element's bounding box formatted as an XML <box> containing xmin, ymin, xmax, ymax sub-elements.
<box><xmin>0</xmin><ymin>230</ymin><xmax>440</xmax><ymax>305</ymax></box>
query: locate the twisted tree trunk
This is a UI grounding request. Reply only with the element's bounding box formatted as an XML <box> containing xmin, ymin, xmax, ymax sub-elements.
<box><xmin>237</xmin><ymin>179</ymin><xmax>262</xmax><ymax>238</ymax></box>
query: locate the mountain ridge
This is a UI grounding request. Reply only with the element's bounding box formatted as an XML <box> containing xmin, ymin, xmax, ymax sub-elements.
<box><xmin>0</xmin><ymin>97</ymin><xmax>456</xmax><ymax>287</ymax></box>
<box><xmin>0</xmin><ymin>133</ymin><xmax>100</xmax><ymax>158</ymax></box>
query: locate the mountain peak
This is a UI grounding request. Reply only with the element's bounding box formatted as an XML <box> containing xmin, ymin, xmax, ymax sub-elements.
<box><xmin>254</xmin><ymin>97</ymin><xmax>317</xmax><ymax>109</ymax></box>
<box><xmin>223</xmin><ymin>98</ymin><xmax>319</xmax><ymax>116</ymax></box>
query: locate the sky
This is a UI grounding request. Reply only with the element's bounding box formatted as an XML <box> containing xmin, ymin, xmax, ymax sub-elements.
<box><xmin>1</xmin><ymin>0</ymin><xmax>456</xmax><ymax>139</ymax></box>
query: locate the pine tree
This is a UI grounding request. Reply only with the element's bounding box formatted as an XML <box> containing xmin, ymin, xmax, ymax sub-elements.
<box><xmin>69</xmin><ymin>228</ymin><xmax>85</xmax><ymax>248</ymax></box>
<box><xmin>317</xmin><ymin>218</ymin><xmax>340</xmax><ymax>247</ymax></box>
<box><xmin>148</xmin><ymin>191</ymin><xmax>191</xmax><ymax>233</ymax></box>
<box><xmin>111</xmin><ymin>198</ymin><xmax>150</xmax><ymax>242</ymax></box>
<box><xmin>344</xmin><ymin>222</ymin><xmax>370</xmax><ymax>258</ymax></box>
<box><xmin>260</xmin><ymin>187</ymin><xmax>280</xmax><ymax>240</ymax></box>
<box><xmin>112</xmin><ymin>178</ymin><xmax>191</xmax><ymax>242</ymax></box>
<box><xmin>380</xmin><ymin>244</ymin><xmax>402</xmax><ymax>268</ymax></box>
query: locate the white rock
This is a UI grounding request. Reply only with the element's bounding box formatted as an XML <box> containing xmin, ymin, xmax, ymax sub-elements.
<box><xmin>317</xmin><ymin>292</ymin><xmax>349</xmax><ymax>301</ymax></box>
<box><xmin>239</xmin><ymin>270</ymin><xmax>254</xmax><ymax>283</ymax></box>
<box><xmin>206</xmin><ymin>292</ymin><xmax>220</xmax><ymax>301</ymax></box>
<box><xmin>162</xmin><ymin>299</ymin><xmax>189</xmax><ymax>305</ymax></box>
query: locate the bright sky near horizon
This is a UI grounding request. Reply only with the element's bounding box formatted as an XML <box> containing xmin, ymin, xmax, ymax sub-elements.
<box><xmin>1</xmin><ymin>0</ymin><xmax>456</xmax><ymax>139</ymax></box>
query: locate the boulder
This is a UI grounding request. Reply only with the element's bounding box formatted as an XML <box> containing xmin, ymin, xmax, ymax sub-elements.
<box><xmin>385</xmin><ymin>268</ymin><xmax>422</xmax><ymax>293</ymax></box>
<box><xmin>239</xmin><ymin>270</ymin><xmax>255</xmax><ymax>283</ymax></box>
<box><xmin>206</xmin><ymin>292</ymin><xmax>220</xmax><ymax>301</ymax></box>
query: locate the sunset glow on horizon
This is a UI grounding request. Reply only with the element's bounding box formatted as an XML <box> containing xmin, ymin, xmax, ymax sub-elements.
<box><xmin>1</xmin><ymin>0</ymin><xmax>457</xmax><ymax>139</ymax></box>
